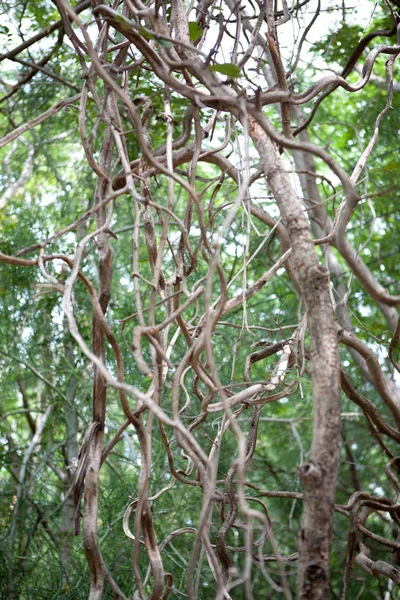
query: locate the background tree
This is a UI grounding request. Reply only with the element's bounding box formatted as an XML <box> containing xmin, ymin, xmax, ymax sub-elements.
<box><xmin>1</xmin><ymin>1</ymin><xmax>400</xmax><ymax>599</ymax></box>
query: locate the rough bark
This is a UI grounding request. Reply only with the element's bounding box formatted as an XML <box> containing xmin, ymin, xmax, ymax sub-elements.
<box><xmin>249</xmin><ymin>118</ymin><xmax>341</xmax><ymax>600</ymax></box>
<box><xmin>83</xmin><ymin>127</ymin><xmax>114</xmax><ymax>600</ymax></box>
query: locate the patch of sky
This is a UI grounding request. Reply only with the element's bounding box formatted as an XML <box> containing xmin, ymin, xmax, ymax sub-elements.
<box><xmin>358</xmin><ymin>304</ymin><xmax>372</xmax><ymax>318</ymax></box>
<box><xmin>223</xmin><ymin>232</ymin><xmax>246</xmax><ymax>257</ymax></box>
<box><xmin>119</xmin><ymin>276</ymin><xmax>131</xmax><ymax>288</ymax></box>
<box><xmin>369</xmin><ymin>484</ymin><xmax>384</xmax><ymax>496</ymax></box>
<box><xmin>21</xmin><ymin>326</ymin><xmax>33</xmax><ymax>342</ymax></box>
<box><xmin>51</xmin><ymin>303</ymin><xmax>64</xmax><ymax>327</ymax></box>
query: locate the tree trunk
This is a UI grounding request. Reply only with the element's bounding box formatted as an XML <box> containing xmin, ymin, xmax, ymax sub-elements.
<box><xmin>249</xmin><ymin>117</ymin><xmax>341</xmax><ymax>600</ymax></box>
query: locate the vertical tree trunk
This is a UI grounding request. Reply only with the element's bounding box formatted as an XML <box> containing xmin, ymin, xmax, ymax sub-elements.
<box><xmin>60</xmin><ymin>318</ymin><xmax>79</xmax><ymax>583</ymax></box>
<box><xmin>249</xmin><ymin>118</ymin><xmax>341</xmax><ymax>600</ymax></box>
<box><xmin>83</xmin><ymin>128</ymin><xmax>114</xmax><ymax>600</ymax></box>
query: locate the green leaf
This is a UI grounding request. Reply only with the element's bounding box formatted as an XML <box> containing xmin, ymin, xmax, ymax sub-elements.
<box><xmin>392</xmin><ymin>341</ymin><xmax>400</xmax><ymax>364</ymax></box>
<box><xmin>188</xmin><ymin>21</ymin><xmax>203</xmax><ymax>42</ymax></box>
<box><xmin>114</xmin><ymin>14</ymin><xmax>131</xmax><ymax>30</ymax></box>
<box><xmin>209</xmin><ymin>63</ymin><xmax>241</xmax><ymax>78</ymax></box>
<box><xmin>369</xmin><ymin>161</ymin><xmax>400</xmax><ymax>174</ymax></box>
<box><xmin>138</xmin><ymin>26</ymin><xmax>154</xmax><ymax>41</ymax></box>
<box><xmin>380</xmin><ymin>161</ymin><xmax>400</xmax><ymax>172</ymax></box>
<box><xmin>158</xmin><ymin>38</ymin><xmax>173</xmax><ymax>48</ymax></box>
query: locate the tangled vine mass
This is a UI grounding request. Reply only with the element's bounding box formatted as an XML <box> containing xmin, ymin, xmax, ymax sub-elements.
<box><xmin>2</xmin><ymin>1</ymin><xmax>400</xmax><ymax>599</ymax></box>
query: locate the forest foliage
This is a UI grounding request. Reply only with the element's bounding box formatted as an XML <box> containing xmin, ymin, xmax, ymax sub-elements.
<box><xmin>1</xmin><ymin>1</ymin><xmax>400</xmax><ymax>599</ymax></box>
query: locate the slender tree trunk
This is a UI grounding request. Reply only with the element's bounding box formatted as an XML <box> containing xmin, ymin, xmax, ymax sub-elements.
<box><xmin>60</xmin><ymin>319</ymin><xmax>79</xmax><ymax>582</ymax></box>
<box><xmin>83</xmin><ymin>127</ymin><xmax>114</xmax><ymax>600</ymax></box>
<box><xmin>249</xmin><ymin>118</ymin><xmax>341</xmax><ymax>600</ymax></box>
